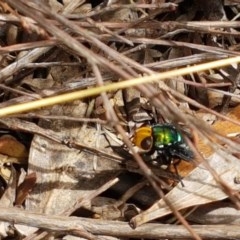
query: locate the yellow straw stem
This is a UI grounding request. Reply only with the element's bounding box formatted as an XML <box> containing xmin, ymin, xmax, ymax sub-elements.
<box><xmin>1</xmin><ymin>56</ymin><xmax>240</xmax><ymax>117</ymax></box>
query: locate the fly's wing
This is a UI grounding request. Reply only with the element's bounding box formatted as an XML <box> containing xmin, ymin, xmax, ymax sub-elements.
<box><xmin>169</xmin><ymin>143</ymin><xmax>194</xmax><ymax>161</ymax></box>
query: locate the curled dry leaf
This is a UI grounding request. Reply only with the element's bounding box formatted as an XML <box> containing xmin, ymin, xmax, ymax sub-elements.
<box><xmin>15</xmin><ymin>172</ymin><xmax>37</xmax><ymax>206</ymax></box>
<box><xmin>0</xmin><ymin>135</ymin><xmax>28</xmax><ymax>163</ymax></box>
<box><xmin>131</xmin><ymin>151</ymin><xmax>240</xmax><ymax>227</ymax></box>
<box><xmin>0</xmin><ymin>153</ymin><xmax>27</xmax><ymax>183</ymax></box>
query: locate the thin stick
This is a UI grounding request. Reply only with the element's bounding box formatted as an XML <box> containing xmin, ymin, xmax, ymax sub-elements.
<box><xmin>0</xmin><ymin>56</ymin><xmax>240</xmax><ymax>117</ymax></box>
<box><xmin>0</xmin><ymin>206</ymin><xmax>240</xmax><ymax>239</ymax></box>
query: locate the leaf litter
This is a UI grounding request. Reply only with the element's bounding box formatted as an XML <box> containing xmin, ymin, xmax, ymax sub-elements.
<box><xmin>0</xmin><ymin>0</ymin><xmax>239</xmax><ymax>239</ymax></box>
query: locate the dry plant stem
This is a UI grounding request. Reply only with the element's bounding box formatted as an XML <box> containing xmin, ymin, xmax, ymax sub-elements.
<box><xmin>25</xmin><ymin>1</ymin><xmax>153</xmax><ymax>76</ymax></box>
<box><xmin>0</xmin><ymin>47</ymin><xmax>52</xmax><ymax>82</ymax></box>
<box><xmin>215</xmin><ymin>89</ymin><xmax>240</xmax><ymax>102</ymax></box>
<box><xmin>134</xmin><ymin>78</ymin><xmax>240</xmax><ymax>218</ymax></box>
<box><xmin>0</xmin><ymin>0</ymin><xmax>79</xmax><ymax>82</ymax></box>
<box><xmin>0</xmin><ymin>39</ymin><xmax>57</xmax><ymax>54</ymax></box>
<box><xmin>61</xmin><ymin>0</ymin><xmax>85</xmax><ymax>14</ymax></box>
<box><xmin>1</xmin><ymin>2</ymin><xmax>238</xmax><ymax>239</ymax></box>
<box><xmin>0</xmin><ymin>84</ymin><xmax>41</xmax><ymax>99</ymax></box>
<box><xmin>1</xmin><ymin>56</ymin><xmax>240</xmax><ymax>117</ymax></box>
<box><xmin>158</xmin><ymin>88</ymin><xmax>240</xmax><ymax>156</ymax></box>
<box><xmin>113</xmin><ymin>3</ymin><xmax>178</xmax><ymax>35</ymax></box>
<box><xmin>91</xmin><ymin>63</ymin><xmax>200</xmax><ymax>238</ymax></box>
<box><xmin>91</xmin><ymin>64</ymin><xmax>146</xmax><ymax>208</ymax></box>
<box><xmin>65</xmin><ymin>177</ymin><xmax>120</xmax><ymax>215</ymax></box>
<box><xmin>168</xmin><ymin>87</ymin><xmax>240</xmax><ymax>128</ymax></box>
<box><xmin>16</xmin><ymin>114</ymin><xmax>107</xmax><ymax>125</ymax></box>
<box><xmin>117</xmin><ymin>37</ymin><xmax>240</xmax><ymax>56</ymax></box>
<box><xmin>65</xmin><ymin>3</ymin><xmax>177</xmax><ymax>19</ymax></box>
<box><xmin>145</xmin><ymin>53</ymin><xmax>228</xmax><ymax>69</ymax></box>
<box><xmin>102</xmin><ymin>21</ymin><xmax>240</xmax><ymax>37</ymax></box>
<box><xmin>31</xmin><ymin>178</ymin><xmax>120</xmax><ymax>240</ymax></box>
<box><xmin>3</xmin><ymin>1</ymin><xmax>129</xmax><ymax>81</ymax></box>
<box><xmin>23</xmin><ymin>62</ymin><xmax>82</xmax><ymax>68</ymax></box>
<box><xmin>7</xmin><ymin>1</ymin><xmax>98</xmax><ymax>65</ymax></box>
<box><xmin>132</xmin><ymin>89</ymin><xmax>240</xmax><ymax>236</ymax></box>
<box><xmin>0</xmin><ymin>118</ymin><xmax>123</xmax><ymax>163</ymax></box>
<box><xmin>134</xmin><ymin>85</ymin><xmax>202</xmax><ymax>240</ymax></box>
<box><xmin>169</xmin><ymin>79</ymin><xmax>231</xmax><ymax>88</ymax></box>
<box><xmin>91</xmin><ymin>65</ymin><xmax>175</xmax><ymax>235</ymax></box>
<box><xmin>157</xmin><ymin>94</ymin><xmax>240</xmax><ymax>208</ymax></box>
<box><xmin>0</xmin><ymin>74</ymin><xmax>113</xmax><ymax>107</ymax></box>
<box><xmin>190</xmin><ymin>134</ymin><xmax>240</xmax><ymax>209</ymax></box>
<box><xmin>92</xmin><ymin>64</ymin><xmax>150</xmax><ymax>203</ymax></box>
<box><xmin>93</xmin><ymin>65</ymin><xmax>194</xmax><ymax>236</ymax></box>
<box><xmin>2</xmin><ymin>9</ymin><xmax>240</xmax><ymax>33</ymax></box>
<box><xmin>86</xmin><ymin>17</ymin><xmax>133</xmax><ymax>46</ymax></box>
<box><xmin>190</xmin><ymin>115</ymin><xmax>240</xmax><ymax>158</ymax></box>
<box><xmin>1</xmin><ymin>207</ymin><xmax>240</xmax><ymax>239</ymax></box>
<box><xmin>57</xmin><ymin>20</ymin><xmax>240</xmax><ymax>33</ymax></box>
<box><xmin>3</xmin><ymin>11</ymin><xmax>240</xmax><ymax>35</ymax></box>
<box><xmin>60</xmin><ymin>12</ymin><xmax>152</xmax><ymax>75</ymax></box>
<box><xmin>117</xmin><ymin>181</ymin><xmax>147</xmax><ymax>205</ymax></box>
<box><xmin>23</xmin><ymin>231</ymin><xmax>46</xmax><ymax>240</ymax></box>
<box><xmin>177</xmin><ymin>20</ymin><xmax>240</xmax><ymax>30</ymax></box>
<box><xmin>121</xmin><ymin>89</ymin><xmax>202</xmax><ymax>238</ymax></box>
<box><xmin>0</xmin><ymin>3</ymin><xmax>236</xmax><ymax>83</ymax></box>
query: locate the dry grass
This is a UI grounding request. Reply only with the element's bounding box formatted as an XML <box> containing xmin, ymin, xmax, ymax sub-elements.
<box><xmin>0</xmin><ymin>1</ymin><xmax>240</xmax><ymax>239</ymax></box>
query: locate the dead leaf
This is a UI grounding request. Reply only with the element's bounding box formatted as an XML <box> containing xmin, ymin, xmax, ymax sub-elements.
<box><xmin>25</xmin><ymin>101</ymin><xmax>122</xmax><ymax>215</ymax></box>
<box><xmin>0</xmin><ymin>135</ymin><xmax>28</xmax><ymax>163</ymax></box>
<box><xmin>131</xmin><ymin>151</ymin><xmax>240</xmax><ymax>227</ymax></box>
<box><xmin>187</xmin><ymin>201</ymin><xmax>240</xmax><ymax>224</ymax></box>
